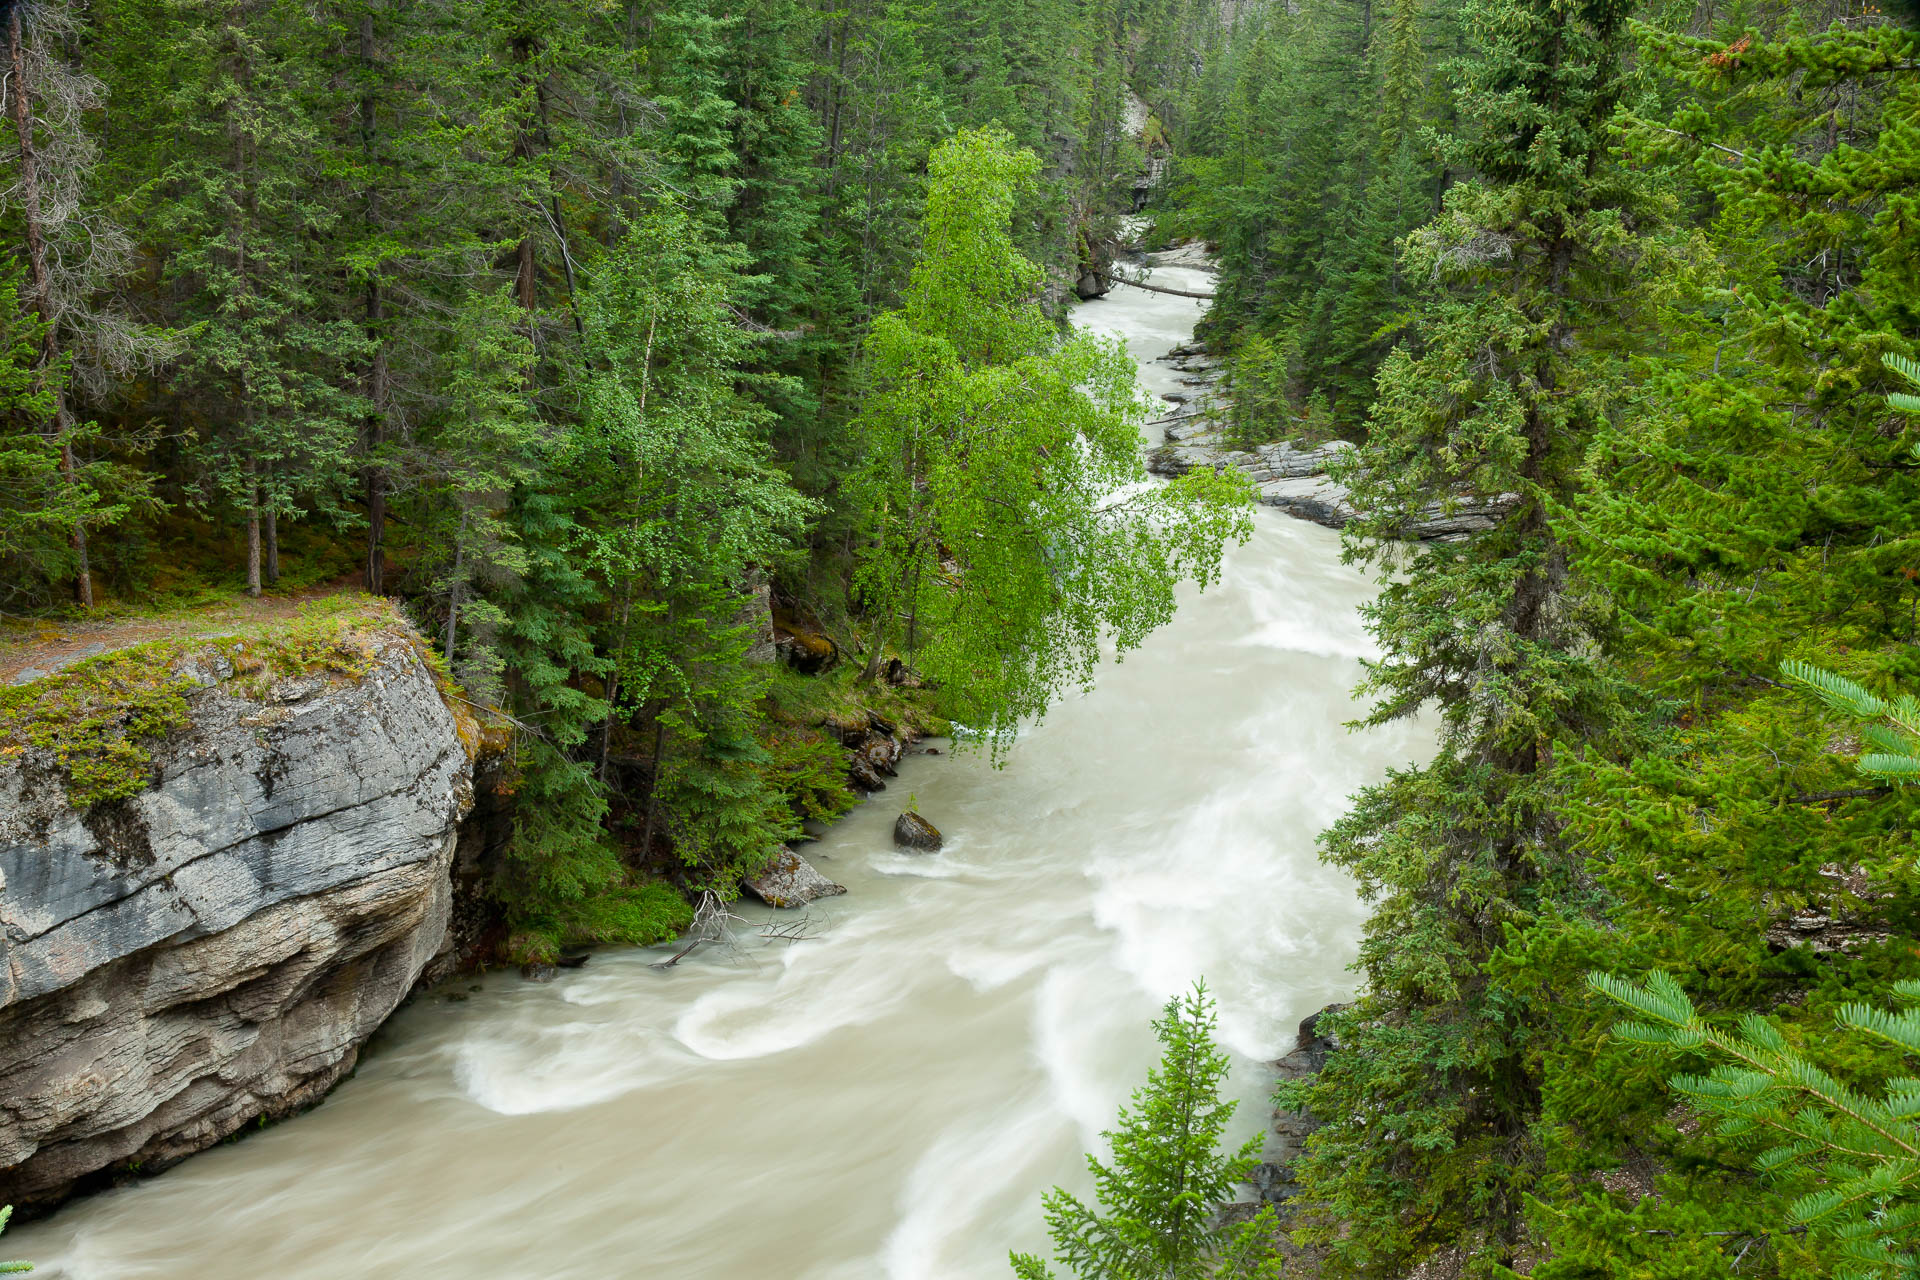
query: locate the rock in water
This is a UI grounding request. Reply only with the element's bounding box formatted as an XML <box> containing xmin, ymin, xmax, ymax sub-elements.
<box><xmin>742</xmin><ymin>847</ymin><xmax>847</xmax><ymax>908</ymax></box>
<box><xmin>893</xmin><ymin>811</ymin><xmax>943</xmax><ymax>851</ymax></box>
<box><xmin>0</xmin><ymin>632</ymin><xmax>474</xmax><ymax>1215</ymax></box>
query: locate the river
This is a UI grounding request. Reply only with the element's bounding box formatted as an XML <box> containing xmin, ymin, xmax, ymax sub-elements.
<box><xmin>11</xmin><ymin>253</ymin><xmax>1430</xmax><ymax>1279</ymax></box>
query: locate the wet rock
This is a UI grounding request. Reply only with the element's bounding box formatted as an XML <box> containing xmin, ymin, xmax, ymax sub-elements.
<box><xmin>1250</xmin><ymin>1004</ymin><xmax>1347</xmax><ymax>1211</ymax></box>
<box><xmin>1074</xmin><ymin>271</ymin><xmax>1110</xmax><ymax>300</ymax></box>
<box><xmin>742</xmin><ymin>846</ymin><xmax>847</xmax><ymax>908</ymax></box>
<box><xmin>893</xmin><ymin>811</ymin><xmax>943</xmax><ymax>851</ymax></box>
<box><xmin>1258</xmin><ymin>475</ymin><xmax>1357</xmax><ymax>528</ymax></box>
<box><xmin>884</xmin><ymin>657</ymin><xmax>926</xmax><ymax>689</ymax></box>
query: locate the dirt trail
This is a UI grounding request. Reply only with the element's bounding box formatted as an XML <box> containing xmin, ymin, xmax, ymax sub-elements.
<box><xmin>1</xmin><ymin>579</ymin><xmax>360</xmax><ymax>687</ymax></box>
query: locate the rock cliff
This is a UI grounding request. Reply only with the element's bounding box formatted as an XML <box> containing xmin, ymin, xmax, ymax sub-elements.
<box><xmin>0</xmin><ymin>627</ymin><xmax>473</xmax><ymax>1215</ymax></box>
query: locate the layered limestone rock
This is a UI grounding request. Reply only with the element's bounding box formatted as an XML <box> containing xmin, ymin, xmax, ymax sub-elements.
<box><xmin>0</xmin><ymin>632</ymin><xmax>473</xmax><ymax>1214</ymax></box>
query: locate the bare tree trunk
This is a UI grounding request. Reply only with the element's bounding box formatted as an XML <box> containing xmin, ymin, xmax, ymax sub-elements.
<box><xmin>246</xmin><ymin>462</ymin><xmax>262</xmax><ymax>598</ymax></box>
<box><xmin>264</xmin><ymin>505</ymin><xmax>279</xmax><ymax>584</ymax></box>
<box><xmin>7</xmin><ymin>5</ymin><xmax>90</xmax><ymax>608</ymax></box>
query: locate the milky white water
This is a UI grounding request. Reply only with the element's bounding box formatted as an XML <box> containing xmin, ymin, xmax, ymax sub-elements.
<box><xmin>11</xmin><ymin>257</ymin><xmax>1430</xmax><ymax>1280</ymax></box>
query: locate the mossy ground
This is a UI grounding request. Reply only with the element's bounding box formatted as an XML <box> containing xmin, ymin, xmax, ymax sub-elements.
<box><xmin>1</xmin><ymin>595</ymin><xmax>421</xmax><ymax>810</ymax></box>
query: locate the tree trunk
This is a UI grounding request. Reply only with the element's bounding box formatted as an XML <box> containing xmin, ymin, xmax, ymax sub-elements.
<box><xmin>264</xmin><ymin>505</ymin><xmax>280</xmax><ymax>584</ymax></box>
<box><xmin>8</xmin><ymin>5</ymin><xmax>91</xmax><ymax>608</ymax></box>
<box><xmin>246</xmin><ymin>464</ymin><xmax>262</xmax><ymax>598</ymax></box>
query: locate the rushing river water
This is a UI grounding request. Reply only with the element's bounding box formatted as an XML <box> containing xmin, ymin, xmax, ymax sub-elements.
<box><xmin>13</xmin><ymin>255</ymin><xmax>1430</xmax><ymax>1280</ymax></box>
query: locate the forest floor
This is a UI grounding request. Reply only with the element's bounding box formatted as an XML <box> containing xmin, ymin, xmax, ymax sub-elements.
<box><xmin>0</xmin><ymin>574</ymin><xmax>365</xmax><ymax>686</ymax></box>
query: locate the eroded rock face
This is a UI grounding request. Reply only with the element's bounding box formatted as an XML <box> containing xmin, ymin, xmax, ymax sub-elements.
<box><xmin>0</xmin><ymin>635</ymin><xmax>472</xmax><ymax>1214</ymax></box>
<box><xmin>1249</xmin><ymin>1005</ymin><xmax>1345</xmax><ymax>1210</ymax></box>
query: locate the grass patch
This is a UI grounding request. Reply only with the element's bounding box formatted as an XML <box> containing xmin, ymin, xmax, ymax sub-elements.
<box><xmin>763</xmin><ymin>663</ymin><xmax>950</xmax><ymax>739</ymax></box>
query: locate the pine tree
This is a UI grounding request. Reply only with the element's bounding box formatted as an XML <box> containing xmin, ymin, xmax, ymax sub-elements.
<box><xmin>2</xmin><ymin>0</ymin><xmax>153</xmax><ymax>605</ymax></box>
<box><xmin>1010</xmin><ymin>985</ymin><xmax>1284</xmax><ymax>1280</ymax></box>
<box><xmin>156</xmin><ymin>0</ymin><xmax>361</xmax><ymax>594</ymax></box>
<box><xmin>571</xmin><ymin>204</ymin><xmax>814</xmax><ymax>887</ymax></box>
<box><xmin>1569</xmin><ymin>654</ymin><xmax>1920</xmax><ymax>1280</ymax></box>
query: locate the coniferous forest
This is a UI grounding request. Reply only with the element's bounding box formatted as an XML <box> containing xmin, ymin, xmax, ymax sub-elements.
<box><xmin>7</xmin><ymin>0</ymin><xmax>1920</xmax><ymax>1272</ymax></box>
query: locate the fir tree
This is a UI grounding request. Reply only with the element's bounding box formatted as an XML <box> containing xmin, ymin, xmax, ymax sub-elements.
<box><xmin>1010</xmin><ymin>984</ymin><xmax>1284</xmax><ymax>1280</ymax></box>
<box><xmin>0</xmin><ymin>1204</ymin><xmax>28</xmax><ymax>1273</ymax></box>
<box><xmin>571</xmin><ymin>204</ymin><xmax>813</xmax><ymax>886</ymax></box>
<box><xmin>1281</xmin><ymin>0</ymin><xmax>1668</xmax><ymax>1262</ymax></box>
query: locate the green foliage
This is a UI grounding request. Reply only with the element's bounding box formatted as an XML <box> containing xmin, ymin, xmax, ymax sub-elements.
<box><xmin>0</xmin><ymin>1204</ymin><xmax>29</xmax><ymax>1274</ymax></box>
<box><xmin>1010</xmin><ymin>984</ymin><xmax>1284</xmax><ymax>1280</ymax></box>
<box><xmin>1783</xmin><ymin>660</ymin><xmax>1920</xmax><ymax>787</ymax></box>
<box><xmin>1591</xmin><ymin>970</ymin><xmax>1920</xmax><ymax>1280</ymax></box>
<box><xmin>852</xmin><ymin>126</ymin><xmax>1251</xmax><ymax>746</ymax></box>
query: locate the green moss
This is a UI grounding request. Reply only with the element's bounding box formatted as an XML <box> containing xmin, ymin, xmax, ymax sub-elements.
<box><xmin>1</xmin><ymin>597</ymin><xmax>404</xmax><ymax>811</ymax></box>
<box><xmin>1</xmin><ymin>648</ymin><xmax>197</xmax><ymax>809</ymax></box>
<box><xmin>762</xmin><ymin>663</ymin><xmax>949</xmax><ymax>739</ymax></box>
<box><xmin>506</xmin><ymin>877</ymin><xmax>696</xmax><ymax>965</ymax></box>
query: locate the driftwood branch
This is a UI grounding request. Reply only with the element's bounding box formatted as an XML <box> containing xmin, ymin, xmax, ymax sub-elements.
<box><xmin>650</xmin><ymin>891</ymin><xmax>746</xmax><ymax>969</ymax></box>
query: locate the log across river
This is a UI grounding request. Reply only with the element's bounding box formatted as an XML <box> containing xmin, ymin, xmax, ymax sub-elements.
<box><xmin>13</xmin><ymin>255</ymin><xmax>1432</xmax><ymax>1279</ymax></box>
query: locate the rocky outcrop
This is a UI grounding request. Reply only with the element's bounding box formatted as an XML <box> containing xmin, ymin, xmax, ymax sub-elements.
<box><xmin>892</xmin><ymin>811</ymin><xmax>942</xmax><ymax>851</ymax></box>
<box><xmin>833</xmin><ymin>711</ymin><xmax>911</xmax><ymax>792</ymax></box>
<box><xmin>742</xmin><ymin>846</ymin><xmax>847</xmax><ymax>908</ymax></box>
<box><xmin>1146</xmin><ymin>347</ymin><xmax>1508</xmax><ymax>540</ymax></box>
<box><xmin>1248</xmin><ymin>1004</ymin><xmax>1344</xmax><ymax>1210</ymax></box>
<box><xmin>0</xmin><ymin>632</ymin><xmax>473</xmax><ymax>1215</ymax></box>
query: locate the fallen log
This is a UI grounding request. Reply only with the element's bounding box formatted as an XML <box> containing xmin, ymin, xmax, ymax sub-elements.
<box><xmin>1098</xmin><ymin>270</ymin><xmax>1216</xmax><ymax>300</ymax></box>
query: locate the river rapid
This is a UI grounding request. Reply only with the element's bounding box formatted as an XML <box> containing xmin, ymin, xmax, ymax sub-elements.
<box><xmin>13</xmin><ymin>254</ymin><xmax>1431</xmax><ymax>1279</ymax></box>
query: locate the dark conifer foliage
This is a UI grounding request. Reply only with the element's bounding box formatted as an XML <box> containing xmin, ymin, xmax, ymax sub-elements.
<box><xmin>0</xmin><ymin>0</ymin><xmax>1223</xmax><ymax>960</ymax></box>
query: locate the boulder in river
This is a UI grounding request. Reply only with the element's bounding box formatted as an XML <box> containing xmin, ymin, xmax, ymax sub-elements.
<box><xmin>893</xmin><ymin>810</ymin><xmax>943</xmax><ymax>851</ymax></box>
<box><xmin>742</xmin><ymin>846</ymin><xmax>847</xmax><ymax>908</ymax></box>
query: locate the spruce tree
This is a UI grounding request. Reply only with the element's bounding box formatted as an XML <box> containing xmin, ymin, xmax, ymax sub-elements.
<box><xmin>1281</xmin><ymin>0</ymin><xmax>1665</xmax><ymax>1262</ymax></box>
<box><xmin>571</xmin><ymin>205</ymin><xmax>813</xmax><ymax>887</ymax></box>
<box><xmin>0</xmin><ymin>1203</ymin><xmax>28</xmax><ymax>1273</ymax></box>
<box><xmin>1010</xmin><ymin>985</ymin><xmax>1284</xmax><ymax>1280</ymax></box>
<box><xmin>156</xmin><ymin>0</ymin><xmax>361</xmax><ymax>594</ymax></box>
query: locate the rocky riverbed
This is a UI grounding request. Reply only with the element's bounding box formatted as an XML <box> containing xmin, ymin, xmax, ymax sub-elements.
<box><xmin>1144</xmin><ymin>344</ymin><xmax>1508</xmax><ymax>541</ymax></box>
